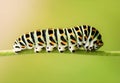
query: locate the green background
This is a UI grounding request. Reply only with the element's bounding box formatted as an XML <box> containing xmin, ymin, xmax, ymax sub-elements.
<box><xmin>0</xmin><ymin>0</ymin><xmax>120</xmax><ymax>83</ymax></box>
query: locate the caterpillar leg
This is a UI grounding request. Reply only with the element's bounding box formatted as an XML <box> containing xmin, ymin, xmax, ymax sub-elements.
<box><xmin>88</xmin><ymin>39</ymin><xmax>97</xmax><ymax>51</ymax></box>
<box><xmin>83</xmin><ymin>41</ymin><xmax>95</xmax><ymax>51</ymax></box>
<box><xmin>46</xmin><ymin>46</ymin><xmax>54</xmax><ymax>52</ymax></box>
<box><xmin>68</xmin><ymin>44</ymin><xmax>77</xmax><ymax>53</ymax></box>
<box><xmin>58</xmin><ymin>45</ymin><xmax>67</xmax><ymax>53</ymax></box>
<box><xmin>34</xmin><ymin>46</ymin><xmax>42</xmax><ymax>53</ymax></box>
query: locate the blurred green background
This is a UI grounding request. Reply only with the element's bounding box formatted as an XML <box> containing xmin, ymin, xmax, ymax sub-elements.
<box><xmin>0</xmin><ymin>0</ymin><xmax>120</xmax><ymax>51</ymax></box>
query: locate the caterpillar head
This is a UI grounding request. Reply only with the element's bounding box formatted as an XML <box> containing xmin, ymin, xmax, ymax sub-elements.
<box><xmin>88</xmin><ymin>33</ymin><xmax>104</xmax><ymax>51</ymax></box>
<box><xmin>89</xmin><ymin>40</ymin><xmax>103</xmax><ymax>51</ymax></box>
<box><xmin>93</xmin><ymin>40</ymin><xmax>104</xmax><ymax>50</ymax></box>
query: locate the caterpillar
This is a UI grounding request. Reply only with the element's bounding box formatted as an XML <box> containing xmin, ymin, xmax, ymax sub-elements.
<box><xmin>13</xmin><ymin>25</ymin><xmax>104</xmax><ymax>53</ymax></box>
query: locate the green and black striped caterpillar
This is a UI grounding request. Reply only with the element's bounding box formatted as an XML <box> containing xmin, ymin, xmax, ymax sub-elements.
<box><xmin>13</xmin><ymin>25</ymin><xmax>103</xmax><ymax>53</ymax></box>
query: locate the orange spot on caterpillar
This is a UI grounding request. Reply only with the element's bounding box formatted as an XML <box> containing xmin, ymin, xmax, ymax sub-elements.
<box><xmin>60</xmin><ymin>33</ymin><xmax>65</xmax><ymax>36</ymax></box>
<box><xmin>79</xmin><ymin>36</ymin><xmax>82</xmax><ymax>39</ymax></box>
<box><xmin>61</xmin><ymin>41</ymin><xmax>67</xmax><ymax>45</ymax></box>
<box><xmin>37</xmin><ymin>35</ymin><xmax>41</xmax><ymax>38</ymax></box>
<box><xmin>70</xmin><ymin>33</ymin><xmax>74</xmax><ymax>35</ymax></box>
<box><xmin>26</xmin><ymin>37</ymin><xmax>30</xmax><ymax>40</ymax></box>
<box><xmin>84</xmin><ymin>28</ymin><xmax>88</xmax><ymax>30</ymax></box>
<box><xmin>29</xmin><ymin>43</ymin><xmax>33</xmax><ymax>47</ymax></box>
<box><xmin>38</xmin><ymin>42</ymin><xmax>44</xmax><ymax>46</ymax></box>
<box><xmin>38</xmin><ymin>42</ymin><xmax>44</xmax><ymax>45</ymax></box>
<box><xmin>71</xmin><ymin>39</ymin><xmax>76</xmax><ymax>43</ymax></box>
<box><xmin>76</xmin><ymin>30</ymin><xmax>80</xmax><ymax>32</ymax></box>
<box><xmin>21</xmin><ymin>46</ymin><xmax>25</xmax><ymax>48</ymax></box>
<box><xmin>50</xmin><ymin>41</ymin><xmax>55</xmax><ymax>46</ymax></box>
<box><xmin>49</xmin><ymin>34</ymin><xmax>54</xmax><ymax>36</ymax></box>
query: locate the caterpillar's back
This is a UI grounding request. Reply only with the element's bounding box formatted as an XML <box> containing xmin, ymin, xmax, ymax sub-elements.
<box><xmin>13</xmin><ymin>25</ymin><xmax>103</xmax><ymax>53</ymax></box>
